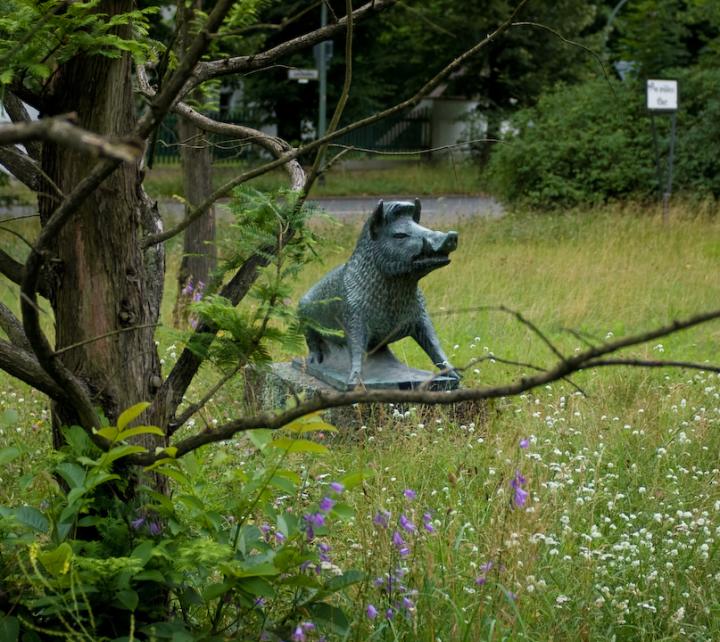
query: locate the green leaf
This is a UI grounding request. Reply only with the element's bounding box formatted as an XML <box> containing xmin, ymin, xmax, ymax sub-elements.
<box><xmin>181</xmin><ymin>450</ymin><xmax>198</xmax><ymax>477</ymax></box>
<box><xmin>139</xmin><ymin>487</ymin><xmax>175</xmax><ymax>513</ymax></box>
<box><xmin>133</xmin><ymin>569</ymin><xmax>165</xmax><ymax>583</ymax></box>
<box><xmin>104</xmin><ymin>445</ymin><xmax>147</xmax><ymax>463</ymax></box>
<box><xmin>117</xmin><ymin>402</ymin><xmax>150</xmax><ymax>430</ymax></box>
<box><xmin>116</xmin><ymin>425</ymin><xmax>165</xmax><ymax>442</ymax></box>
<box><xmin>0</xmin><ymin>506</ymin><xmax>49</xmax><ymax>534</ymax></box>
<box><xmin>37</xmin><ymin>543</ymin><xmax>72</xmax><ymax>578</ymax></box>
<box><xmin>324</xmin><ymin>570</ymin><xmax>364</xmax><ymax>592</ymax></box>
<box><xmin>202</xmin><ymin>579</ymin><xmax>237</xmax><ymax>601</ymax></box>
<box><xmin>299</xmin><ymin>421</ymin><xmax>338</xmax><ymax>434</ymax></box>
<box><xmin>0</xmin><ymin>409</ymin><xmax>18</xmax><ymax>428</ymax></box>
<box><xmin>270</xmin><ymin>438</ymin><xmax>329</xmax><ymax>455</ymax></box>
<box><xmin>0</xmin><ymin>612</ymin><xmax>19</xmax><ymax>642</ymax></box>
<box><xmin>275</xmin><ymin>469</ymin><xmax>301</xmax><ymax>484</ymax></box>
<box><xmin>329</xmin><ymin>502</ymin><xmax>354</xmax><ymax>521</ymax></box>
<box><xmin>280</xmin><ymin>574</ymin><xmax>322</xmax><ymax>588</ymax></box>
<box><xmin>268</xmin><ymin>475</ymin><xmax>295</xmax><ymax>495</ymax></box>
<box><xmin>96</xmin><ymin>425</ymin><xmax>119</xmax><ymax>441</ymax></box>
<box><xmin>115</xmin><ymin>588</ymin><xmax>139</xmax><ymax>611</ymax></box>
<box><xmin>306</xmin><ymin>602</ymin><xmax>350</xmax><ymax>635</ymax></box>
<box><xmin>340</xmin><ymin>468</ymin><xmax>376</xmax><ymax>490</ymax></box>
<box><xmin>155</xmin><ymin>466</ymin><xmax>191</xmax><ymax>487</ymax></box>
<box><xmin>247</xmin><ymin>429</ymin><xmax>273</xmax><ymax>451</ymax></box>
<box><xmin>55</xmin><ymin>463</ymin><xmax>86</xmax><ymax>489</ymax></box>
<box><xmin>212</xmin><ymin>451</ymin><xmax>231</xmax><ymax>468</ymax></box>
<box><xmin>131</xmin><ymin>540</ymin><xmax>154</xmax><ymax>566</ymax></box>
<box><xmin>66</xmin><ymin>486</ymin><xmax>86</xmax><ymax>507</ymax></box>
<box><xmin>59</xmin><ymin>500</ymin><xmax>81</xmax><ymax>525</ymax></box>
<box><xmin>0</xmin><ymin>447</ymin><xmax>20</xmax><ymax>466</ymax></box>
<box><xmin>237</xmin><ymin>576</ymin><xmax>276</xmax><ymax>598</ymax></box>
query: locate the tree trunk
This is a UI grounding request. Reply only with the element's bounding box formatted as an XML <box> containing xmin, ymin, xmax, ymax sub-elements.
<box><xmin>37</xmin><ymin>0</ymin><xmax>166</xmax><ymax>464</ymax></box>
<box><xmin>172</xmin><ymin>117</ymin><xmax>215</xmax><ymax>327</ymax></box>
<box><xmin>172</xmin><ymin>0</ymin><xmax>216</xmax><ymax>328</ymax></box>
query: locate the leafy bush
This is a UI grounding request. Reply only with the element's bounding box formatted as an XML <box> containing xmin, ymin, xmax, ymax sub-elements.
<box><xmin>486</xmin><ymin>67</ymin><xmax>720</xmax><ymax>209</ymax></box>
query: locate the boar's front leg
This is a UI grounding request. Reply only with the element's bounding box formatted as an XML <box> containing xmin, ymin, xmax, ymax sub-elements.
<box><xmin>412</xmin><ymin>309</ymin><xmax>461</xmax><ymax>379</ymax></box>
<box><xmin>344</xmin><ymin>313</ymin><xmax>368</xmax><ymax>386</ymax></box>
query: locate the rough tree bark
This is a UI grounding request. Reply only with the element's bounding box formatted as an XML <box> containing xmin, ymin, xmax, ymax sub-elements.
<box><xmin>35</xmin><ymin>0</ymin><xmax>164</xmax><ymax>455</ymax></box>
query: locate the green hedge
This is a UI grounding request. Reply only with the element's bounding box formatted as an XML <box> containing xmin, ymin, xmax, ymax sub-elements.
<box><xmin>487</xmin><ymin>67</ymin><xmax>720</xmax><ymax>209</ymax></box>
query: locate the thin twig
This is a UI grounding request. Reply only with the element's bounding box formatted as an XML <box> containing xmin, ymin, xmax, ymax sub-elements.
<box><xmin>53</xmin><ymin>323</ymin><xmax>162</xmax><ymax>356</ymax></box>
<box><xmin>583</xmin><ymin>358</ymin><xmax>720</xmax><ymax>374</ymax></box>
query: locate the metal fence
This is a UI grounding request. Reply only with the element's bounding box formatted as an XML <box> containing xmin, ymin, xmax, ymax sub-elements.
<box><xmin>151</xmin><ymin>107</ymin><xmax>432</xmax><ymax>164</ymax></box>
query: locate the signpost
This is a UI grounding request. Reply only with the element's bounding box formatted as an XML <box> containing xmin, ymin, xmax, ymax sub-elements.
<box><xmin>288</xmin><ymin>69</ymin><xmax>319</xmax><ymax>83</ymax></box>
<box><xmin>647</xmin><ymin>79</ymin><xmax>678</xmax><ymax>223</ymax></box>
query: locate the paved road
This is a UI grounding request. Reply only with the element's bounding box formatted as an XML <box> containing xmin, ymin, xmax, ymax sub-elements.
<box><xmin>1</xmin><ymin>195</ymin><xmax>505</xmax><ymax>226</ymax></box>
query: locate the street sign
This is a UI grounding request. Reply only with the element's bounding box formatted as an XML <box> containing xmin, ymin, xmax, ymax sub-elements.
<box><xmin>647</xmin><ymin>79</ymin><xmax>678</xmax><ymax>112</ymax></box>
<box><xmin>288</xmin><ymin>69</ymin><xmax>319</xmax><ymax>81</ymax></box>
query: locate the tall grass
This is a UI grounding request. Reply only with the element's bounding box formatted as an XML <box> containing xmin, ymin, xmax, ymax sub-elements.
<box><xmin>3</xmin><ymin>201</ymin><xmax>720</xmax><ymax>640</ymax></box>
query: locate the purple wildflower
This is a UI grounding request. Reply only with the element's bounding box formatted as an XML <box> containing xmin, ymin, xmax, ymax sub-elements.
<box><xmin>254</xmin><ymin>597</ymin><xmax>265</xmax><ymax>606</ymax></box>
<box><xmin>149</xmin><ymin>522</ymin><xmax>161</xmax><ymax>535</ymax></box>
<box><xmin>306</xmin><ymin>512</ymin><xmax>325</xmax><ymax>527</ymax></box>
<box><xmin>476</xmin><ymin>576</ymin><xmax>487</xmax><ymax>586</ymax></box>
<box><xmin>509</xmin><ymin>470</ymin><xmax>529</xmax><ymax>509</ymax></box>
<box><xmin>367</xmin><ymin>604</ymin><xmax>378</xmax><ymax>619</ymax></box>
<box><xmin>260</xmin><ymin>524</ymin><xmax>271</xmax><ymax>532</ymax></box>
<box><xmin>386</xmin><ymin>609</ymin><xmax>394</xmax><ymax>619</ymax></box>
<box><xmin>318</xmin><ymin>543</ymin><xmax>331</xmax><ymax>553</ymax></box>
<box><xmin>520</xmin><ymin>437</ymin><xmax>529</xmax><ymax>448</ymax></box>
<box><xmin>399</xmin><ymin>546</ymin><xmax>410</xmax><ymax>556</ymax></box>
<box><xmin>318</xmin><ymin>496</ymin><xmax>335</xmax><ymax>513</ymax></box>
<box><xmin>303</xmin><ymin>622</ymin><xmax>315</xmax><ymax>631</ymax></box>
<box><xmin>392</xmin><ymin>531</ymin><xmax>405</xmax><ymax>548</ymax></box>
<box><xmin>403</xmin><ymin>597</ymin><xmax>414</xmax><ymax>609</ymax></box>
<box><xmin>291</xmin><ymin>625</ymin><xmax>306</xmax><ymax>642</ymax></box>
<box><xmin>403</xmin><ymin>488</ymin><xmax>416</xmax><ymax>500</ymax></box>
<box><xmin>300</xmin><ymin>560</ymin><xmax>313</xmax><ymax>571</ymax></box>
<box><xmin>374</xmin><ymin>577</ymin><xmax>383</xmax><ymax>587</ymax></box>
<box><xmin>275</xmin><ymin>532</ymin><xmax>286</xmax><ymax>542</ymax></box>
<box><xmin>132</xmin><ymin>518</ymin><xmax>145</xmax><ymax>529</ymax></box>
<box><xmin>399</xmin><ymin>514</ymin><xmax>416</xmax><ymax>532</ymax></box>
<box><xmin>374</xmin><ymin>510</ymin><xmax>390</xmax><ymax>529</ymax></box>
<box><xmin>329</xmin><ymin>482</ymin><xmax>345</xmax><ymax>494</ymax></box>
<box><xmin>480</xmin><ymin>561</ymin><xmax>494</xmax><ymax>573</ymax></box>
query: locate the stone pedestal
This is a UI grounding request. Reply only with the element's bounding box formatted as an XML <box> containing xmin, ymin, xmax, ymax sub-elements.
<box><xmin>244</xmin><ymin>363</ymin><xmax>486</xmax><ymax>431</ymax></box>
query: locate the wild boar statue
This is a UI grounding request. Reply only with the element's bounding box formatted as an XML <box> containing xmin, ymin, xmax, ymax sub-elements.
<box><xmin>294</xmin><ymin>199</ymin><xmax>460</xmax><ymax>391</ymax></box>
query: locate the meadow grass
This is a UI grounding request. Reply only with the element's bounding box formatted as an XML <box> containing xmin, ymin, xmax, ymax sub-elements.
<box><xmin>3</xmin><ymin>201</ymin><xmax>720</xmax><ymax>640</ymax></box>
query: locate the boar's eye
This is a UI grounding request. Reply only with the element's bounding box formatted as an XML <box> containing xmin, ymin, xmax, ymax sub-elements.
<box><xmin>393</xmin><ymin>233</ymin><xmax>409</xmax><ymax>239</ymax></box>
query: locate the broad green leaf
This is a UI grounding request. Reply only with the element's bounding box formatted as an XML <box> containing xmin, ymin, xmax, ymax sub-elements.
<box><xmin>0</xmin><ymin>409</ymin><xmax>17</xmax><ymax>428</ymax></box>
<box><xmin>155</xmin><ymin>467</ymin><xmax>191</xmax><ymax>487</ymax></box>
<box><xmin>181</xmin><ymin>450</ymin><xmax>198</xmax><ymax>477</ymax></box>
<box><xmin>276</xmin><ymin>513</ymin><xmax>297</xmax><ymax>538</ymax></box>
<box><xmin>105</xmin><ymin>445</ymin><xmax>147</xmax><ymax>463</ymax></box>
<box><xmin>329</xmin><ymin>502</ymin><xmax>354</xmax><ymax>521</ymax></box>
<box><xmin>55</xmin><ymin>463</ymin><xmax>86</xmax><ymax>489</ymax></box>
<box><xmin>270</xmin><ymin>438</ymin><xmax>329</xmax><ymax>455</ymax></box>
<box><xmin>234</xmin><ymin>469</ymin><xmax>249</xmax><ymax>482</ymax></box>
<box><xmin>275</xmin><ymin>469</ymin><xmax>301</xmax><ymax>484</ymax></box>
<box><xmin>283</xmin><ymin>410</ymin><xmax>322</xmax><ymax>433</ymax></box>
<box><xmin>144</xmin><ymin>457</ymin><xmax>177</xmax><ymax>471</ymax></box>
<box><xmin>268</xmin><ymin>475</ymin><xmax>295</xmax><ymax>495</ymax></box>
<box><xmin>280</xmin><ymin>574</ymin><xmax>322</xmax><ymax>588</ymax></box>
<box><xmin>133</xmin><ymin>569</ymin><xmax>165</xmax><ymax>583</ymax></box>
<box><xmin>96</xmin><ymin>425</ymin><xmax>119</xmax><ymax>442</ymax></box>
<box><xmin>65</xmin><ymin>486</ymin><xmax>86</xmax><ymax>507</ymax></box>
<box><xmin>340</xmin><ymin>468</ymin><xmax>376</xmax><ymax>490</ymax></box>
<box><xmin>0</xmin><ymin>506</ymin><xmax>49</xmax><ymax>534</ymax></box>
<box><xmin>237</xmin><ymin>576</ymin><xmax>276</xmax><ymax>598</ymax></box>
<box><xmin>38</xmin><ymin>543</ymin><xmax>72</xmax><ymax>578</ymax></box>
<box><xmin>116</xmin><ymin>425</ymin><xmax>165</xmax><ymax>442</ymax></box>
<box><xmin>212</xmin><ymin>451</ymin><xmax>231</xmax><ymax>468</ymax></box>
<box><xmin>0</xmin><ymin>612</ymin><xmax>19</xmax><ymax>642</ymax></box>
<box><xmin>131</xmin><ymin>540</ymin><xmax>154</xmax><ymax>566</ymax></box>
<box><xmin>115</xmin><ymin>588</ymin><xmax>139</xmax><ymax>611</ymax></box>
<box><xmin>59</xmin><ymin>500</ymin><xmax>81</xmax><ymax>525</ymax></box>
<box><xmin>300</xmin><ymin>422</ymin><xmax>338</xmax><ymax>434</ymax></box>
<box><xmin>138</xmin><ymin>487</ymin><xmax>175</xmax><ymax>513</ymax></box>
<box><xmin>306</xmin><ymin>602</ymin><xmax>350</xmax><ymax>635</ymax></box>
<box><xmin>247</xmin><ymin>429</ymin><xmax>273</xmax><ymax>451</ymax></box>
<box><xmin>0</xmin><ymin>447</ymin><xmax>20</xmax><ymax>466</ymax></box>
<box><xmin>324</xmin><ymin>570</ymin><xmax>364</xmax><ymax>592</ymax></box>
<box><xmin>202</xmin><ymin>579</ymin><xmax>237</xmax><ymax>601</ymax></box>
<box><xmin>235</xmin><ymin>562</ymin><xmax>279</xmax><ymax>577</ymax></box>
<box><xmin>117</xmin><ymin>402</ymin><xmax>150</xmax><ymax>430</ymax></box>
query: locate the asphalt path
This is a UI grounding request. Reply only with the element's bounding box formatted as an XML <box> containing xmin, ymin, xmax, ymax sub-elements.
<box><xmin>1</xmin><ymin>195</ymin><xmax>504</xmax><ymax>226</ymax></box>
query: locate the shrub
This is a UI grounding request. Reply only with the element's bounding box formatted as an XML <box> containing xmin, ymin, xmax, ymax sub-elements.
<box><xmin>486</xmin><ymin>67</ymin><xmax>720</xmax><ymax>209</ymax></box>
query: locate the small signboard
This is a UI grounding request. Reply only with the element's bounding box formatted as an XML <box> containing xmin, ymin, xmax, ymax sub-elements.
<box><xmin>288</xmin><ymin>69</ymin><xmax>319</xmax><ymax>81</ymax></box>
<box><xmin>647</xmin><ymin>79</ymin><xmax>678</xmax><ymax>112</ymax></box>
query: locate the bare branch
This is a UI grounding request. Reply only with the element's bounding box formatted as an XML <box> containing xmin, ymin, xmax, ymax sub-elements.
<box><xmin>0</xmin><ymin>145</ymin><xmax>40</xmax><ymax>190</ymax></box>
<box><xmin>0</xmin><ymin>301</ymin><xmax>30</xmax><ymax>351</ymax></box>
<box><xmin>126</xmin><ymin>306</ymin><xmax>720</xmax><ymax>466</ymax></box>
<box><xmin>0</xmin><ymin>115</ymin><xmax>144</xmax><ymax>163</ymax></box>
<box><xmin>583</xmin><ymin>358</ymin><xmax>720</xmax><ymax>374</ymax></box>
<box><xmin>2</xmin><ymin>92</ymin><xmax>42</xmax><ymax>161</ymax></box>
<box><xmin>53</xmin><ymin>323</ymin><xmax>162</xmax><ymax>356</ymax></box>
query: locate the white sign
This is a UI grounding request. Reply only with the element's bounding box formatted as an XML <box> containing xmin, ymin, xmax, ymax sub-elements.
<box><xmin>647</xmin><ymin>79</ymin><xmax>678</xmax><ymax>111</ymax></box>
<box><xmin>288</xmin><ymin>69</ymin><xmax>319</xmax><ymax>81</ymax></box>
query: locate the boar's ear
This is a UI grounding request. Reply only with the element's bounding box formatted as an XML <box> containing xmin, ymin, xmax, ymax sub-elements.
<box><xmin>413</xmin><ymin>198</ymin><xmax>421</xmax><ymax>223</ymax></box>
<box><xmin>370</xmin><ymin>200</ymin><xmax>384</xmax><ymax>241</ymax></box>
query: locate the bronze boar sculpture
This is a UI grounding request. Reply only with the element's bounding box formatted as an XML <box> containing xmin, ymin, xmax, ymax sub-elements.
<box><xmin>293</xmin><ymin>198</ymin><xmax>460</xmax><ymax>391</ymax></box>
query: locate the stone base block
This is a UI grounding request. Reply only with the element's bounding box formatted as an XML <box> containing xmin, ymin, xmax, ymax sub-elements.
<box><xmin>244</xmin><ymin>363</ymin><xmax>486</xmax><ymax>431</ymax></box>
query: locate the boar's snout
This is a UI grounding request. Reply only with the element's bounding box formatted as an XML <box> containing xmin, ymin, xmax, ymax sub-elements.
<box><xmin>421</xmin><ymin>231</ymin><xmax>458</xmax><ymax>256</ymax></box>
